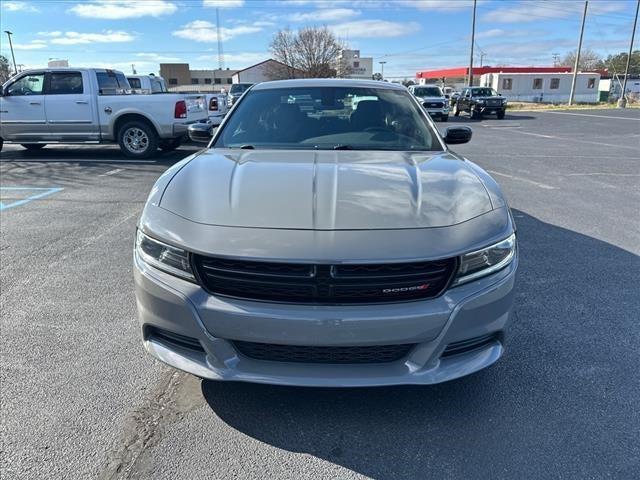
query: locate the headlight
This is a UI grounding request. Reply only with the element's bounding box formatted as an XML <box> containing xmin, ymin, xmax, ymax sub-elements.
<box><xmin>135</xmin><ymin>230</ymin><xmax>195</xmax><ymax>281</ymax></box>
<box><xmin>453</xmin><ymin>233</ymin><xmax>516</xmax><ymax>286</ymax></box>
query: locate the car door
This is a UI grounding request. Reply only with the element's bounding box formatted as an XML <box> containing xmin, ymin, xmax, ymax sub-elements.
<box><xmin>0</xmin><ymin>72</ymin><xmax>46</xmax><ymax>141</ymax></box>
<box><xmin>44</xmin><ymin>71</ymin><xmax>98</xmax><ymax>140</ymax></box>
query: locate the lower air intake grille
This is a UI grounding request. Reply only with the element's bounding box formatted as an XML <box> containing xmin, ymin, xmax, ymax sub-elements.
<box><xmin>233</xmin><ymin>341</ymin><xmax>415</xmax><ymax>364</ymax></box>
<box><xmin>192</xmin><ymin>255</ymin><xmax>457</xmax><ymax>304</ymax></box>
<box><xmin>441</xmin><ymin>333</ymin><xmax>498</xmax><ymax>358</ymax></box>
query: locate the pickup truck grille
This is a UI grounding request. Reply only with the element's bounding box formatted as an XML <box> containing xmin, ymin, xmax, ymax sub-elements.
<box><xmin>486</xmin><ymin>99</ymin><xmax>501</xmax><ymax>106</ymax></box>
<box><xmin>192</xmin><ymin>255</ymin><xmax>457</xmax><ymax>304</ymax></box>
<box><xmin>423</xmin><ymin>101</ymin><xmax>444</xmax><ymax>109</ymax></box>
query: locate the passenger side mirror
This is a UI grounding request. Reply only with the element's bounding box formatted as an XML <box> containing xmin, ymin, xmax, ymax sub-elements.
<box><xmin>188</xmin><ymin>123</ymin><xmax>217</xmax><ymax>143</ymax></box>
<box><xmin>444</xmin><ymin>126</ymin><xmax>472</xmax><ymax>145</ymax></box>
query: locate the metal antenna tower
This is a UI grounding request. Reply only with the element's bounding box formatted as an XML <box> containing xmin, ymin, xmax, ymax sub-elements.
<box><xmin>216</xmin><ymin>8</ymin><xmax>225</xmax><ymax>70</ymax></box>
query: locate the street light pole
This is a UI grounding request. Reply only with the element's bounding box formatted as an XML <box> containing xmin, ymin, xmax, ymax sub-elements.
<box><xmin>618</xmin><ymin>0</ymin><xmax>639</xmax><ymax>108</ymax></box>
<box><xmin>379</xmin><ymin>61</ymin><xmax>386</xmax><ymax>80</ymax></box>
<box><xmin>569</xmin><ymin>0</ymin><xmax>588</xmax><ymax>106</ymax></box>
<box><xmin>4</xmin><ymin>30</ymin><xmax>17</xmax><ymax>75</ymax></box>
<box><xmin>468</xmin><ymin>0</ymin><xmax>477</xmax><ymax>87</ymax></box>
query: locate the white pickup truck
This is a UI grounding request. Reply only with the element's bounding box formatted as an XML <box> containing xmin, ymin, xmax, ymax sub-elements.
<box><xmin>0</xmin><ymin>68</ymin><xmax>207</xmax><ymax>158</ymax></box>
<box><xmin>127</xmin><ymin>74</ymin><xmax>168</xmax><ymax>94</ymax></box>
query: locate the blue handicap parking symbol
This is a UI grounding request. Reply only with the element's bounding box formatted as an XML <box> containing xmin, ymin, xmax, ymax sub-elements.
<box><xmin>0</xmin><ymin>187</ymin><xmax>64</xmax><ymax>211</ymax></box>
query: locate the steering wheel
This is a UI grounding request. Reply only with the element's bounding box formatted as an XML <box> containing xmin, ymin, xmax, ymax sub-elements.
<box><xmin>22</xmin><ymin>87</ymin><xmax>34</xmax><ymax>95</ymax></box>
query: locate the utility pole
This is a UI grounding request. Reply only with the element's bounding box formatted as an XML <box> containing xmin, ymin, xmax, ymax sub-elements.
<box><xmin>552</xmin><ymin>53</ymin><xmax>560</xmax><ymax>67</ymax></box>
<box><xmin>379</xmin><ymin>61</ymin><xmax>386</xmax><ymax>80</ymax></box>
<box><xmin>131</xmin><ymin>64</ymin><xmax>137</xmax><ymax>74</ymax></box>
<box><xmin>4</xmin><ymin>31</ymin><xmax>17</xmax><ymax>75</ymax></box>
<box><xmin>216</xmin><ymin>8</ymin><xmax>225</xmax><ymax>70</ymax></box>
<box><xmin>468</xmin><ymin>0</ymin><xmax>477</xmax><ymax>87</ymax></box>
<box><xmin>569</xmin><ymin>0</ymin><xmax>588</xmax><ymax>106</ymax></box>
<box><xmin>618</xmin><ymin>0</ymin><xmax>639</xmax><ymax>108</ymax></box>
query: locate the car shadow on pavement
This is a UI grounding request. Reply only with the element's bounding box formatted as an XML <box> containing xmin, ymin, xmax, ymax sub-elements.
<box><xmin>201</xmin><ymin>210</ymin><xmax>639</xmax><ymax>479</ymax></box>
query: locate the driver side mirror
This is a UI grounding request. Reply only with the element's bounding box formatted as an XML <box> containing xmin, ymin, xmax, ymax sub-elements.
<box><xmin>188</xmin><ymin>123</ymin><xmax>217</xmax><ymax>143</ymax></box>
<box><xmin>444</xmin><ymin>126</ymin><xmax>472</xmax><ymax>145</ymax></box>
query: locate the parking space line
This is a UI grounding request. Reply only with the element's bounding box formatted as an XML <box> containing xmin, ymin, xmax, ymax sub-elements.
<box><xmin>0</xmin><ymin>187</ymin><xmax>64</xmax><ymax>211</ymax></box>
<box><xmin>99</xmin><ymin>168</ymin><xmax>125</xmax><ymax>177</ymax></box>
<box><xmin>543</xmin><ymin>111</ymin><xmax>640</xmax><ymax>121</ymax></box>
<box><xmin>505</xmin><ymin>128</ymin><xmax>639</xmax><ymax>151</ymax></box>
<box><xmin>487</xmin><ymin>170</ymin><xmax>555</xmax><ymax>190</ymax></box>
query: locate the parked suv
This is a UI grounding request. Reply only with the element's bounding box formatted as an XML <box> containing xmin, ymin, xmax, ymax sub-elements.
<box><xmin>453</xmin><ymin>87</ymin><xmax>507</xmax><ymax>119</ymax></box>
<box><xmin>135</xmin><ymin>79</ymin><xmax>518</xmax><ymax>387</ymax></box>
<box><xmin>408</xmin><ymin>84</ymin><xmax>450</xmax><ymax>121</ymax></box>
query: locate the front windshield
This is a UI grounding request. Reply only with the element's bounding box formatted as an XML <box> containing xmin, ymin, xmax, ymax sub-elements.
<box><xmin>214</xmin><ymin>86</ymin><xmax>443</xmax><ymax>151</ymax></box>
<box><xmin>413</xmin><ymin>87</ymin><xmax>442</xmax><ymax>97</ymax></box>
<box><xmin>472</xmin><ymin>88</ymin><xmax>499</xmax><ymax>97</ymax></box>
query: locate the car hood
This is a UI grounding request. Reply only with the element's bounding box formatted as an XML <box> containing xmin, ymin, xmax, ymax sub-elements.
<box><xmin>159</xmin><ymin>149</ymin><xmax>494</xmax><ymax>230</ymax></box>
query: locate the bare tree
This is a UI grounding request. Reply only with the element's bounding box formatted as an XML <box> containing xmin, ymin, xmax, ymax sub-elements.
<box><xmin>269</xmin><ymin>26</ymin><xmax>346</xmax><ymax>79</ymax></box>
<box><xmin>561</xmin><ymin>49</ymin><xmax>605</xmax><ymax>71</ymax></box>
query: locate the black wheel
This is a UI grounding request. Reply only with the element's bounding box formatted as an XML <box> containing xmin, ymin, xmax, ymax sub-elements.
<box><xmin>440</xmin><ymin>115</ymin><xmax>449</xmax><ymax>122</ymax></box>
<box><xmin>0</xmin><ymin>140</ymin><xmax>3</xmax><ymax>152</ymax></box>
<box><xmin>160</xmin><ymin>137</ymin><xmax>182</xmax><ymax>152</ymax></box>
<box><xmin>21</xmin><ymin>144</ymin><xmax>46</xmax><ymax>150</ymax></box>
<box><xmin>453</xmin><ymin>104</ymin><xmax>460</xmax><ymax>117</ymax></box>
<box><xmin>497</xmin><ymin>110</ymin><xmax>505</xmax><ymax>119</ymax></box>
<box><xmin>118</xmin><ymin>121</ymin><xmax>159</xmax><ymax>159</ymax></box>
<box><xmin>471</xmin><ymin>109</ymin><xmax>482</xmax><ymax>120</ymax></box>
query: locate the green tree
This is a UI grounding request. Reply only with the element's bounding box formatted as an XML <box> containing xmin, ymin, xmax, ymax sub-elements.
<box><xmin>0</xmin><ymin>55</ymin><xmax>11</xmax><ymax>84</ymax></box>
<box><xmin>602</xmin><ymin>50</ymin><xmax>640</xmax><ymax>76</ymax></box>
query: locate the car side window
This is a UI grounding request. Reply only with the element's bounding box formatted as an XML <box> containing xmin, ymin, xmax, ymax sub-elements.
<box><xmin>48</xmin><ymin>72</ymin><xmax>84</xmax><ymax>95</ymax></box>
<box><xmin>6</xmin><ymin>73</ymin><xmax>45</xmax><ymax>96</ymax></box>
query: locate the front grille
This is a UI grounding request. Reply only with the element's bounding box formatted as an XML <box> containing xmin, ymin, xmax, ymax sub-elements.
<box><xmin>192</xmin><ymin>255</ymin><xmax>457</xmax><ymax>304</ymax></box>
<box><xmin>424</xmin><ymin>101</ymin><xmax>444</xmax><ymax>108</ymax></box>
<box><xmin>486</xmin><ymin>99</ymin><xmax>501</xmax><ymax>107</ymax></box>
<box><xmin>441</xmin><ymin>333</ymin><xmax>498</xmax><ymax>358</ymax></box>
<box><xmin>233</xmin><ymin>341</ymin><xmax>415</xmax><ymax>364</ymax></box>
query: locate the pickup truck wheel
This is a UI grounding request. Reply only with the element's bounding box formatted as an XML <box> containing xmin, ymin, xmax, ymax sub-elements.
<box><xmin>21</xmin><ymin>144</ymin><xmax>46</xmax><ymax>151</ymax></box>
<box><xmin>0</xmin><ymin>140</ymin><xmax>3</xmax><ymax>152</ymax></box>
<box><xmin>160</xmin><ymin>137</ymin><xmax>182</xmax><ymax>152</ymax></box>
<box><xmin>440</xmin><ymin>115</ymin><xmax>449</xmax><ymax>122</ymax></box>
<box><xmin>453</xmin><ymin>104</ymin><xmax>460</xmax><ymax>116</ymax></box>
<box><xmin>497</xmin><ymin>110</ymin><xmax>506</xmax><ymax>119</ymax></box>
<box><xmin>118</xmin><ymin>121</ymin><xmax>158</xmax><ymax>159</ymax></box>
<box><xmin>471</xmin><ymin>109</ymin><xmax>481</xmax><ymax>120</ymax></box>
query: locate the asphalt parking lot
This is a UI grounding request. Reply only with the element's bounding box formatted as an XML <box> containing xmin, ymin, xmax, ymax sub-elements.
<box><xmin>1</xmin><ymin>108</ymin><xmax>639</xmax><ymax>479</ymax></box>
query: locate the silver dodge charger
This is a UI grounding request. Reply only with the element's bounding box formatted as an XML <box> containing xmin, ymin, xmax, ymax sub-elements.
<box><xmin>134</xmin><ymin>79</ymin><xmax>518</xmax><ymax>387</ymax></box>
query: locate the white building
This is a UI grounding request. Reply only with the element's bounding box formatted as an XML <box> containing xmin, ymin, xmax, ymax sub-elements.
<box><xmin>480</xmin><ymin>72</ymin><xmax>600</xmax><ymax>103</ymax></box>
<box><xmin>232</xmin><ymin>59</ymin><xmax>302</xmax><ymax>84</ymax></box>
<box><xmin>47</xmin><ymin>59</ymin><xmax>69</xmax><ymax>68</ymax></box>
<box><xmin>338</xmin><ymin>49</ymin><xmax>373</xmax><ymax>80</ymax></box>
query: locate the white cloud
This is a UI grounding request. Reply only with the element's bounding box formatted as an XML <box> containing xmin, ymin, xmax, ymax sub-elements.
<box><xmin>38</xmin><ymin>30</ymin><xmax>136</xmax><ymax>45</ymax></box>
<box><xmin>69</xmin><ymin>0</ymin><xmax>177</xmax><ymax>19</ymax></box>
<box><xmin>397</xmin><ymin>0</ymin><xmax>484</xmax><ymax>11</ymax></box>
<box><xmin>11</xmin><ymin>40</ymin><xmax>47</xmax><ymax>50</ymax></box>
<box><xmin>2</xmin><ymin>1</ymin><xmax>40</xmax><ymax>12</ymax></box>
<box><xmin>482</xmin><ymin>0</ymin><xmax>629</xmax><ymax>24</ymax></box>
<box><xmin>203</xmin><ymin>0</ymin><xmax>245</xmax><ymax>7</ymax></box>
<box><xmin>136</xmin><ymin>53</ymin><xmax>182</xmax><ymax>62</ymax></box>
<box><xmin>172</xmin><ymin>21</ymin><xmax>261</xmax><ymax>42</ymax></box>
<box><xmin>330</xmin><ymin>20</ymin><xmax>420</xmax><ymax>38</ymax></box>
<box><xmin>287</xmin><ymin>8</ymin><xmax>360</xmax><ymax>22</ymax></box>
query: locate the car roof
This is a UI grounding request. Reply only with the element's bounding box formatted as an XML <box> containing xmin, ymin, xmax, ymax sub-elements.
<box><xmin>252</xmin><ymin>78</ymin><xmax>407</xmax><ymax>91</ymax></box>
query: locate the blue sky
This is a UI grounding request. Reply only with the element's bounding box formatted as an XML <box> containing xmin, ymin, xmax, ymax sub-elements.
<box><xmin>0</xmin><ymin>0</ymin><xmax>636</xmax><ymax>78</ymax></box>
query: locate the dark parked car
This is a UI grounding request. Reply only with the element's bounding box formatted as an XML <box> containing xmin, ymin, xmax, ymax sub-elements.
<box><xmin>453</xmin><ymin>87</ymin><xmax>507</xmax><ymax>119</ymax></box>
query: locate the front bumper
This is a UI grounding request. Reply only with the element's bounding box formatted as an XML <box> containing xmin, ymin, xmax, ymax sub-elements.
<box><xmin>426</xmin><ymin>107</ymin><xmax>450</xmax><ymax>117</ymax></box>
<box><xmin>134</xmin><ymin>249</ymin><xmax>517</xmax><ymax>387</ymax></box>
<box><xmin>475</xmin><ymin>104</ymin><xmax>506</xmax><ymax>114</ymax></box>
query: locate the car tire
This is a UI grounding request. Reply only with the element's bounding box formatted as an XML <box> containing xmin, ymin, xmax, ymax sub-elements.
<box><xmin>497</xmin><ymin>110</ymin><xmax>505</xmax><ymax>119</ymax></box>
<box><xmin>160</xmin><ymin>137</ymin><xmax>182</xmax><ymax>152</ymax></box>
<box><xmin>453</xmin><ymin>104</ymin><xmax>460</xmax><ymax>117</ymax></box>
<box><xmin>471</xmin><ymin>109</ymin><xmax>481</xmax><ymax>120</ymax></box>
<box><xmin>0</xmin><ymin>139</ymin><xmax>3</xmax><ymax>152</ymax></box>
<box><xmin>21</xmin><ymin>144</ymin><xmax>46</xmax><ymax>151</ymax></box>
<box><xmin>118</xmin><ymin>121</ymin><xmax>159</xmax><ymax>159</ymax></box>
<box><xmin>440</xmin><ymin>115</ymin><xmax>449</xmax><ymax>122</ymax></box>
